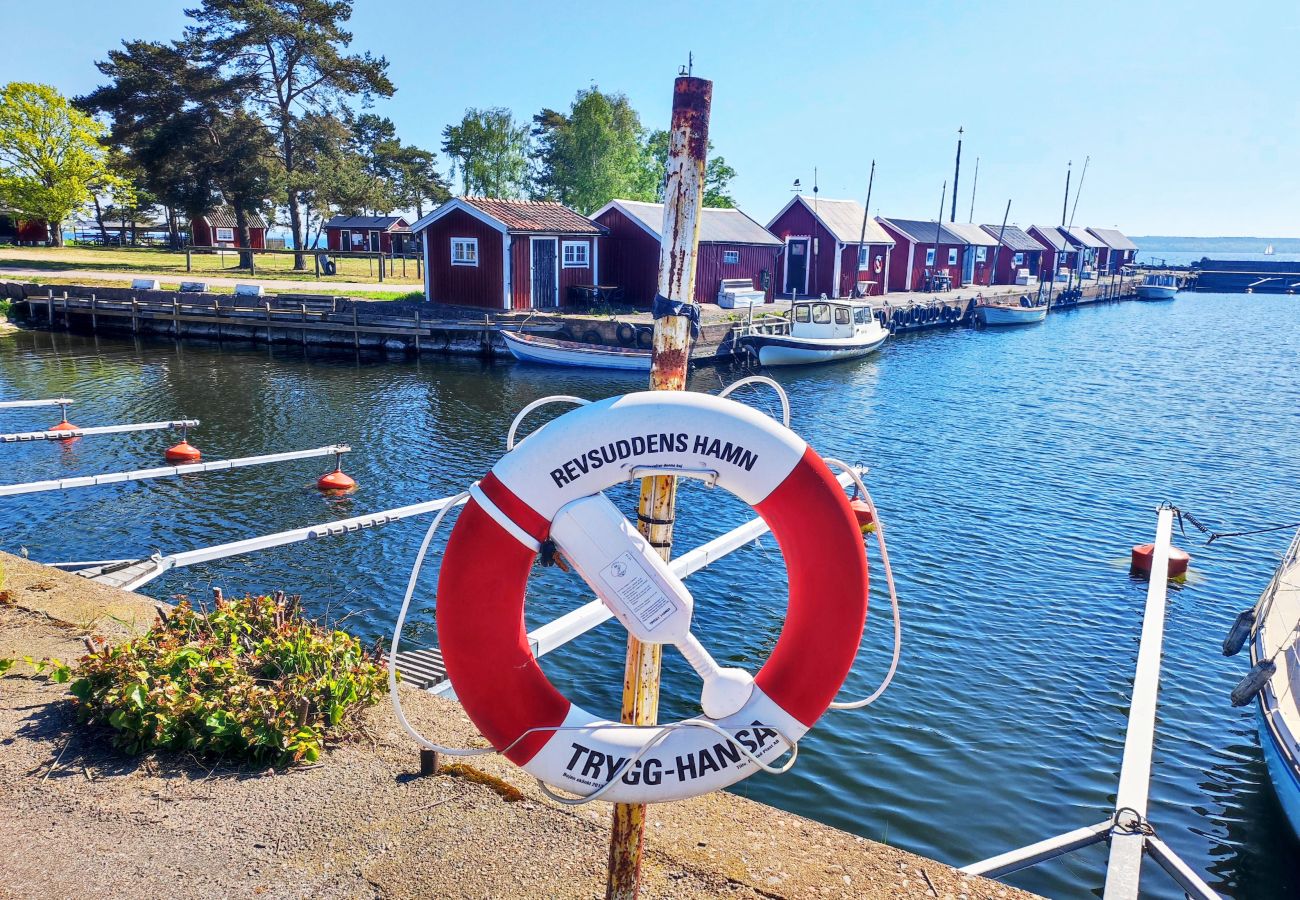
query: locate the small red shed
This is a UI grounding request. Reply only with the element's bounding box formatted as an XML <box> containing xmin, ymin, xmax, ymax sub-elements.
<box><xmin>190</xmin><ymin>210</ymin><xmax>268</xmax><ymax>249</ymax></box>
<box><xmin>766</xmin><ymin>196</ymin><xmax>895</xmax><ymax>298</ymax></box>
<box><xmin>325</xmin><ymin>215</ymin><xmax>412</xmax><ymax>254</ymax></box>
<box><xmin>1028</xmin><ymin>226</ymin><xmax>1075</xmax><ymax>281</ymax></box>
<box><xmin>1087</xmin><ymin>227</ymin><xmax>1138</xmax><ymax>274</ymax></box>
<box><xmin>413</xmin><ymin>197</ymin><xmax>603</xmax><ymax>310</ymax></box>
<box><xmin>945</xmin><ymin>223</ymin><xmax>1001</xmax><ymax>287</ymax></box>
<box><xmin>979</xmin><ymin>224</ymin><xmax>1046</xmax><ymax>285</ymax></box>
<box><xmin>0</xmin><ymin>211</ymin><xmax>49</xmax><ymax>244</ymax></box>
<box><xmin>876</xmin><ymin>218</ymin><xmax>967</xmax><ymax>293</ymax></box>
<box><xmin>593</xmin><ymin>199</ymin><xmax>781</xmax><ymax>305</ymax></box>
<box><xmin>1062</xmin><ymin>226</ymin><xmax>1106</xmax><ymax>278</ymax></box>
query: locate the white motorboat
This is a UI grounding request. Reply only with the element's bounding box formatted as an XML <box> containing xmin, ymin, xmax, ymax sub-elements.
<box><xmin>1235</xmin><ymin>528</ymin><xmax>1300</xmax><ymax>839</ymax></box>
<box><xmin>1136</xmin><ymin>274</ymin><xmax>1179</xmax><ymax>301</ymax></box>
<box><xmin>739</xmin><ymin>297</ymin><xmax>889</xmax><ymax>367</ymax></box>
<box><xmin>499</xmin><ymin>330</ymin><xmax>652</xmax><ymax>372</ymax></box>
<box><xmin>977</xmin><ymin>296</ymin><xmax>1048</xmax><ymax>327</ymax></box>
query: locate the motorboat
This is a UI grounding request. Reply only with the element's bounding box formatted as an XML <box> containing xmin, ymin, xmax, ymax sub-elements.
<box><xmin>1136</xmin><ymin>274</ymin><xmax>1179</xmax><ymax>301</ymax></box>
<box><xmin>1241</xmin><ymin>528</ymin><xmax>1300</xmax><ymax>838</ymax></box>
<box><xmin>739</xmin><ymin>297</ymin><xmax>888</xmax><ymax>367</ymax></box>
<box><xmin>976</xmin><ymin>294</ymin><xmax>1048</xmax><ymax>327</ymax></box>
<box><xmin>499</xmin><ymin>330</ymin><xmax>651</xmax><ymax>372</ymax></box>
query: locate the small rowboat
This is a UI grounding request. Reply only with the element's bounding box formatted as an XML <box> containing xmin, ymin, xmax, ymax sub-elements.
<box><xmin>977</xmin><ymin>296</ymin><xmax>1048</xmax><ymax>327</ymax></box>
<box><xmin>500</xmin><ymin>330</ymin><xmax>652</xmax><ymax>372</ymax></box>
<box><xmin>739</xmin><ymin>298</ymin><xmax>889</xmax><ymax>367</ymax></box>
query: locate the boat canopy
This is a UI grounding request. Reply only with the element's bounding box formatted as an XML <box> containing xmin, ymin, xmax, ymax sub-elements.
<box><xmin>791</xmin><ymin>299</ymin><xmax>877</xmax><ymax>338</ymax></box>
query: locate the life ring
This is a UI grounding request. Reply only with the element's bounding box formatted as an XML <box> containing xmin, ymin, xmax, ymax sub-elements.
<box><xmin>615</xmin><ymin>322</ymin><xmax>637</xmax><ymax>346</ymax></box>
<box><xmin>436</xmin><ymin>392</ymin><xmax>869</xmax><ymax>804</ymax></box>
<box><xmin>636</xmin><ymin>326</ymin><xmax>654</xmax><ymax>349</ymax></box>
<box><xmin>874</xmin><ymin>256</ymin><xmax>883</xmax><ymax>274</ymax></box>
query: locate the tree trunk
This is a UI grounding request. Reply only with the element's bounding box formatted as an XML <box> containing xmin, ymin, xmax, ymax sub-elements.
<box><xmin>92</xmin><ymin>196</ymin><xmax>110</xmax><ymax>245</ymax></box>
<box><xmin>166</xmin><ymin>205</ymin><xmax>180</xmax><ymax>250</ymax></box>
<box><xmin>234</xmin><ymin>206</ymin><xmax>254</xmax><ymax>269</ymax></box>
<box><xmin>50</xmin><ymin>220</ymin><xmax>63</xmax><ymax>247</ymax></box>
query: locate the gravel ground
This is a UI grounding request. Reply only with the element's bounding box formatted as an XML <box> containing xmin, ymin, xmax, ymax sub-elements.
<box><xmin>0</xmin><ymin>552</ymin><xmax>1037</xmax><ymax>899</ymax></box>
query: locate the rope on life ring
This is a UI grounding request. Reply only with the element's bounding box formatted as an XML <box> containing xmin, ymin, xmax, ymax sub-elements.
<box><xmin>615</xmin><ymin>322</ymin><xmax>637</xmax><ymax>346</ymax></box>
<box><xmin>433</xmin><ymin>392</ymin><xmax>869</xmax><ymax>804</ymax></box>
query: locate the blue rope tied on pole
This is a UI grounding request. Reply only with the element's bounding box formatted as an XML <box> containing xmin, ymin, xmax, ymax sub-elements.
<box><xmin>652</xmin><ymin>294</ymin><xmax>700</xmax><ymax>338</ymax></box>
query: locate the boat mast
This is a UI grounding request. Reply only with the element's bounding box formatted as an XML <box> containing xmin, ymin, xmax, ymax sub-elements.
<box><xmin>854</xmin><ymin>160</ymin><xmax>876</xmax><ymax>298</ymax></box>
<box><xmin>968</xmin><ymin>157</ymin><xmax>979</xmax><ymax>223</ymax></box>
<box><xmin>991</xmin><ymin>198</ymin><xmax>1010</xmax><ymax>291</ymax></box>
<box><xmin>951</xmin><ymin>126</ymin><xmax>963</xmax><ymax>222</ymax></box>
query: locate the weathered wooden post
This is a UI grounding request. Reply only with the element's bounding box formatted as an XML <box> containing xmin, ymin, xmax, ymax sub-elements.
<box><xmin>606</xmin><ymin>73</ymin><xmax>711</xmax><ymax>900</ymax></box>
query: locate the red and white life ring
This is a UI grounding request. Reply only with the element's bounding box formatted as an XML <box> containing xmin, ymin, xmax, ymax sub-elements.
<box><xmin>874</xmin><ymin>255</ymin><xmax>883</xmax><ymax>274</ymax></box>
<box><xmin>436</xmin><ymin>391</ymin><xmax>869</xmax><ymax>804</ymax></box>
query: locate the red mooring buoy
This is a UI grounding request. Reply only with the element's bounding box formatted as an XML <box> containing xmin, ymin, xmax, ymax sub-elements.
<box><xmin>317</xmin><ymin>468</ymin><xmax>357</xmax><ymax>493</ymax></box>
<box><xmin>1130</xmin><ymin>543</ymin><xmax>1191</xmax><ymax>579</ymax></box>
<box><xmin>849</xmin><ymin>498</ymin><xmax>876</xmax><ymax>534</ymax></box>
<box><xmin>164</xmin><ymin>440</ymin><xmax>202</xmax><ymax>463</ymax></box>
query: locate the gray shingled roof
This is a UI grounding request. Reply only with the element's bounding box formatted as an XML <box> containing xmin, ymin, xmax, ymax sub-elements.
<box><xmin>1062</xmin><ymin>226</ymin><xmax>1105</xmax><ymax>249</ymax></box>
<box><xmin>878</xmin><ymin>217</ymin><xmax>966</xmax><ymax>245</ymax></box>
<box><xmin>1029</xmin><ymin>225</ymin><xmax>1070</xmax><ymax>251</ymax></box>
<box><xmin>204</xmin><ymin>209</ymin><xmax>268</xmax><ymax>229</ymax></box>
<box><xmin>599</xmin><ymin>199</ymin><xmax>781</xmax><ymax>246</ymax></box>
<box><xmin>980</xmin><ymin>224</ymin><xmax>1043</xmax><ymax>252</ymax></box>
<box><xmin>772</xmin><ymin>196</ymin><xmax>895</xmax><ymax>245</ymax></box>
<box><xmin>325</xmin><ymin>215</ymin><xmax>410</xmax><ymax>231</ymax></box>
<box><xmin>1086</xmin><ymin>227</ymin><xmax>1138</xmax><ymax>251</ymax></box>
<box><xmin>945</xmin><ymin>222</ymin><xmax>999</xmax><ymax>246</ymax></box>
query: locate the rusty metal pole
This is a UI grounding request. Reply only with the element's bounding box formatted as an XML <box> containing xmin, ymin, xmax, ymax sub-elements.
<box><xmin>605</xmin><ymin>74</ymin><xmax>711</xmax><ymax>900</ymax></box>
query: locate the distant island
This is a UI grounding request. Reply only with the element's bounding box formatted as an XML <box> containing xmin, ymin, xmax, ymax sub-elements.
<box><xmin>1131</xmin><ymin>236</ymin><xmax>1300</xmax><ymax>253</ymax></box>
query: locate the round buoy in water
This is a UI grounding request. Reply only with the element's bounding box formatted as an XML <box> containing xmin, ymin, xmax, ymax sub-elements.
<box><xmin>317</xmin><ymin>468</ymin><xmax>357</xmax><ymax>493</ymax></box>
<box><xmin>49</xmin><ymin>420</ymin><xmax>78</xmax><ymax>441</ymax></box>
<box><xmin>164</xmin><ymin>440</ymin><xmax>202</xmax><ymax>463</ymax></box>
<box><xmin>849</xmin><ymin>497</ymin><xmax>876</xmax><ymax>534</ymax></box>
<box><xmin>1130</xmin><ymin>543</ymin><xmax>1190</xmax><ymax>579</ymax></box>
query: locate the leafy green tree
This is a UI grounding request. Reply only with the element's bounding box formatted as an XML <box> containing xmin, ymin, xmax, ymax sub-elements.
<box><xmin>441</xmin><ymin>107</ymin><xmax>530</xmax><ymax>198</ymax></box>
<box><xmin>0</xmin><ymin>82</ymin><xmax>116</xmax><ymax>246</ymax></box>
<box><xmin>640</xmin><ymin>129</ymin><xmax>738</xmax><ymax>208</ymax></box>
<box><xmin>187</xmin><ymin>0</ymin><xmax>394</xmax><ymax>267</ymax></box>
<box><xmin>532</xmin><ymin>88</ymin><xmax>650</xmax><ymax>214</ymax></box>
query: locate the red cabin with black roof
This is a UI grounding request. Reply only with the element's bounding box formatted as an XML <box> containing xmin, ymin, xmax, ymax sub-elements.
<box><xmin>766</xmin><ymin>196</ymin><xmax>895</xmax><ymax>297</ymax></box>
<box><xmin>189</xmin><ymin>209</ymin><xmax>267</xmax><ymax>249</ymax></box>
<box><xmin>325</xmin><ymin>215</ymin><xmax>412</xmax><ymax>254</ymax></box>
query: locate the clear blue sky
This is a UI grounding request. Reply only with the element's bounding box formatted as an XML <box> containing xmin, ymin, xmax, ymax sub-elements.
<box><xmin>3</xmin><ymin>0</ymin><xmax>1295</xmax><ymax>236</ymax></box>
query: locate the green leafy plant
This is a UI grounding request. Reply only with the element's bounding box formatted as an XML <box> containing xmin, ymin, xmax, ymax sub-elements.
<box><xmin>0</xmin><ymin>656</ymin><xmax>71</xmax><ymax>681</ymax></box>
<box><xmin>70</xmin><ymin>594</ymin><xmax>385</xmax><ymax>766</ymax></box>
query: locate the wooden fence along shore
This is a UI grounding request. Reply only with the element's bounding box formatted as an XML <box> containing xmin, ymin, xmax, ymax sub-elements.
<box><xmin>1</xmin><ymin>274</ymin><xmax>1143</xmax><ymax>362</ymax></box>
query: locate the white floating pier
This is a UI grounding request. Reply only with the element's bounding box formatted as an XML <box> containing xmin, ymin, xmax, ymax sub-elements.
<box><xmin>0</xmin><ymin>398</ymin><xmax>75</xmax><ymax>409</ymax></box>
<box><xmin>961</xmin><ymin>506</ymin><xmax>1220</xmax><ymax>900</ymax></box>
<box><xmin>75</xmin><ymin>495</ymin><xmax>465</xmax><ymax>592</ymax></box>
<box><xmin>0</xmin><ymin>445</ymin><xmax>350</xmax><ymax>497</ymax></box>
<box><xmin>0</xmin><ymin>419</ymin><xmax>199</xmax><ymax>443</ymax></box>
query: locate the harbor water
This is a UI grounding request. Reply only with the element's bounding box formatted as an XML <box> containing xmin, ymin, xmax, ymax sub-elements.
<box><xmin>1</xmin><ymin>292</ymin><xmax>1297</xmax><ymax>898</ymax></box>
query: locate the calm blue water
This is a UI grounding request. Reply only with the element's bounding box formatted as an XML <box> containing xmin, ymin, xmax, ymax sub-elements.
<box><xmin>1</xmin><ymin>292</ymin><xmax>1298</xmax><ymax>898</ymax></box>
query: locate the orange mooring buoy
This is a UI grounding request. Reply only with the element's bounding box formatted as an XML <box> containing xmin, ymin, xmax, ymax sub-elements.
<box><xmin>165</xmin><ymin>440</ymin><xmax>202</xmax><ymax>463</ymax></box>
<box><xmin>849</xmin><ymin>497</ymin><xmax>876</xmax><ymax>534</ymax></box>
<box><xmin>49</xmin><ymin>403</ymin><xmax>78</xmax><ymax>440</ymax></box>
<box><xmin>1130</xmin><ymin>542</ymin><xmax>1191</xmax><ymax>579</ymax></box>
<box><xmin>317</xmin><ymin>467</ymin><xmax>357</xmax><ymax>493</ymax></box>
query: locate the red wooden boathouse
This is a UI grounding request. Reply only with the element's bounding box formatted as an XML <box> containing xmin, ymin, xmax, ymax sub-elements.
<box><xmin>1087</xmin><ymin>227</ymin><xmax>1138</xmax><ymax>274</ymax></box>
<box><xmin>876</xmin><ymin>218</ymin><xmax>967</xmax><ymax>292</ymax></box>
<box><xmin>1028</xmin><ymin>225</ymin><xmax>1074</xmax><ymax>281</ymax></box>
<box><xmin>979</xmin><ymin>224</ymin><xmax>1046</xmax><ymax>285</ymax></box>
<box><xmin>1062</xmin><ymin>226</ymin><xmax>1106</xmax><ymax>278</ymax></box>
<box><xmin>0</xmin><ymin>211</ymin><xmax>49</xmax><ymax>244</ymax></box>
<box><xmin>189</xmin><ymin>209</ymin><xmax>267</xmax><ymax>250</ymax></box>
<box><xmin>413</xmin><ymin>198</ymin><xmax>603</xmax><ymax>310</ymax></box>
<box><xmin>945</xmin><ymin>223</ymin><xmax>1000</xmax><ymax>287</ymax></box>
<box><xmin>766</xmin><ymin>196</ymin><xmax>895</xmax><ymax>297</ymax></box>
<box><xmin>593</xmin><ymin>199</ymin><xmax>781</xmax><ymax>305</ymax></box>
<box><xmin>325</xmin><ymin>215</ymin><xmax>412</xmax><ymax>254</ymax></box>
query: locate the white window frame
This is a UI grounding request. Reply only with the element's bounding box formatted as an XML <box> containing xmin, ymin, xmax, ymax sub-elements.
<box><xmin>215</xmin><ymin>227</ymin><xmax>234</xmax><ymax>243</ymax></box>
<box><xmin>925</xmin><ymin>247</ymin><xmax>936</xmax><ymax>266</ymax></box>
<box><xmin>561</xmin><ymin>240</ymin><xmax>589</xmax><ymax>269</ymax></box>
<box><xmin>857</xmin><ymin>246</ymin><xmax>870</xmax><ymax>270</ymax></box>
<box><xmin>976</xmin><ymin>246</ymin><xmax>987</xmax><ymax>262</ymax></box>
<box><xmin>723</xmin><ymin>250</ymin><xmax>740</xmax><ymax>265</ymax></box>
<box><xmin>451</xmin><ymin>237</ymin><xmax>478</xmax><ymax>267</ymax></box>
<box><xmin>947</xmin><ymin>248</ymin><xmax>958</xmax><ymax>266</ymax></box>
<box><xmin>1013</xmin><ymin>252</ymin><xmax>1024</xmax><ymax>266</ymax></box>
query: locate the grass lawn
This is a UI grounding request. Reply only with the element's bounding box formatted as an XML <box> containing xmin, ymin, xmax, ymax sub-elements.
<box><xmin>8</xmin><ymin>275</ymin><xmax>424</xmax><ymax>302</ymax></box>
<box><xmin>0</xmin><ymin>244</ymin><xmax>422</xmax><ymax>285</ymax></box>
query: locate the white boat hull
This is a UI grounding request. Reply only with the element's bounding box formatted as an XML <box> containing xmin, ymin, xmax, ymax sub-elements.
<box><xmin>1136</xmin><ymin>285</ymin><xmax>1178</xmax><ymax>301</ymax></box>
<box><xmin>746</xmin><ymin>331</ymin><xmax>889</xmax><ymax>367</ymax></box>
<box><xmin>500</xmin><ymin>331</ymin><xmax>652</xmax><ymax>372</ymax></box>
<box><xmin>979</xmin><ymin>305</ymin><xmax>1047</xmax><ymax>326</ymax></box>
<box><xmin>1251</xmin><ymin>529</ymin><xmax>1300</xmax><ymax>840</ymax></box>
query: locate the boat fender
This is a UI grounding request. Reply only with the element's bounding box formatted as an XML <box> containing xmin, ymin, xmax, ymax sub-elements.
<box><xmin>615</xmin><ymin>322</ymin><xmax>637</xmax><ymax>346</ymax></box>
<box><xmin>1231</xmin><ymin>659</ymin><xmax>1276</xmax><ymax>707</ymax></box>
<box><xmin>556</xmin><ymin>329</ymin><xmax>578</xmax><ymax>343</ymax></box>
<box><xmin>636</xmin><ymin>326</ymin><xmax>654</xmax><ymax>349</ymax></box>
<box><xmin>581</xmin><ymin>329</ymin><xmax>604</xmax><ymax>346</ymax></box>
<box><xmin>435</xmin><ymin>391</ymin><xmax>869</xmax><ymax>804</ymax></box>
<box><xmin>1222</xmin><ymin>608</ymin><xmax>1256</xmax><ymax>657</ymax></box>
<box><xmin>1020</xmin><ymin>295</ymin><xmax>1031</xmax><ymax>308</ymax></box>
